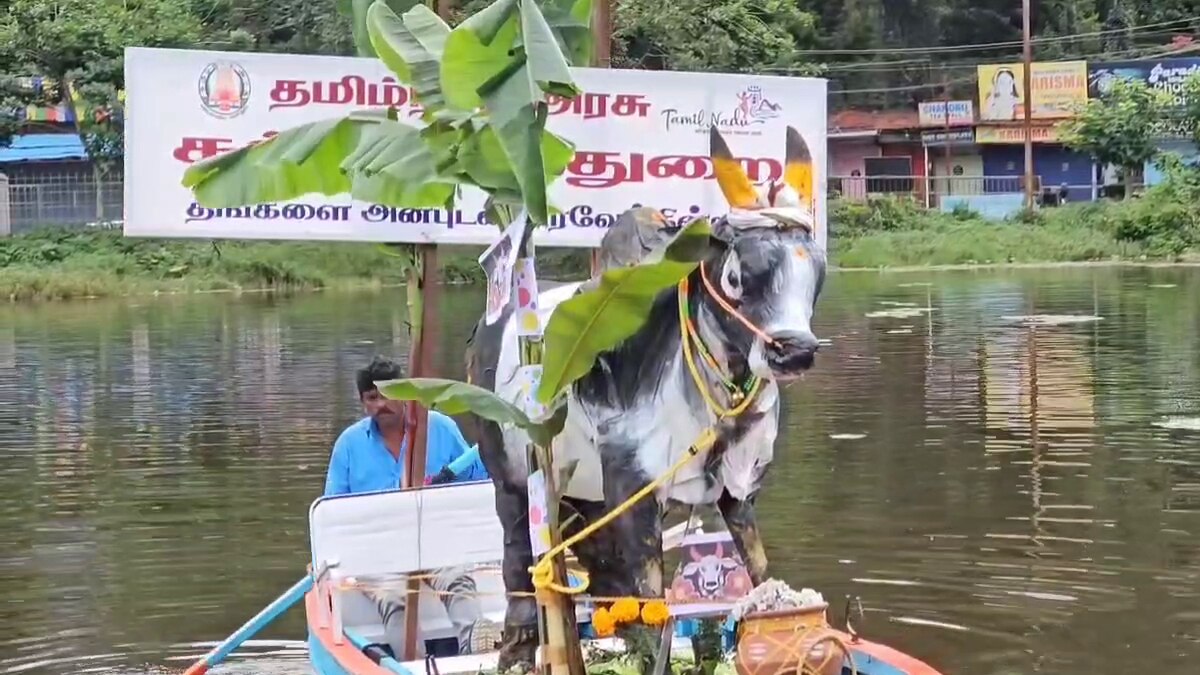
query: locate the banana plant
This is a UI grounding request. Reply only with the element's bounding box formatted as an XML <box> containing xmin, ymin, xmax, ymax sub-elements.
<box><xmin>183</xmin><ymin>0</ymin><xmax>592</xmax><ymax>226</ymax></box>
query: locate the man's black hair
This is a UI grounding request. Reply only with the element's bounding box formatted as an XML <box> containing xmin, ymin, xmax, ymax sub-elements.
<box><xmin>356</xmin><ymin>356</ymin><xmax>403</xmax><ymax>396</ymax></box>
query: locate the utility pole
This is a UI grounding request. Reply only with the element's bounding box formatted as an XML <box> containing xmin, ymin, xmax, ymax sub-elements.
<box><xmin>589</xmin><ymin>0</ymin><xmax>612</xmax><ymax>276</ymax></box>
<box><xmin>942</xmin><ymin>72</ymin><xmax>951</xmax><ymax>202</ymax></box>
<box><xmin>1022</xmin><ymin>0</ymin><xmax>1035</xmax><ymax>210</ymax></box>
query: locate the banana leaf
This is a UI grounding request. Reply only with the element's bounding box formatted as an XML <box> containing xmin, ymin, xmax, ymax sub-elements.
<box><xmin>535</xmin><ymin>218</ymin><xmax>716</xmax><ymax>404</ymax></box>
<box><xmin>377</xmin><ymin>377</ymin><xmax>566</xmax><ymax>448</ymax></box>
<box><xmin>181</xmin><ymin>112</ymin><xmax>457</xmax><ymax>209</ymax></box>
<box><xmin>181</xmin><ymin>0</ymin><xmax>591</xmax><ymax>226</ymax></box>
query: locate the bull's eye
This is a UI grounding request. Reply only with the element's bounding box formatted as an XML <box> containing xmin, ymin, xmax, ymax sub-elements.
<box><xmin>720</xmin><ymin>254</ymin><xmax>743</xmax><ymax>302</ymax></box>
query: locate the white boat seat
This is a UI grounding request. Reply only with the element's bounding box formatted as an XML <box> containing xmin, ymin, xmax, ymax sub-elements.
<box><xmin>309</xmin><ymin>481</ymin><xmax>706</xmax><ymax>655</ymax></box>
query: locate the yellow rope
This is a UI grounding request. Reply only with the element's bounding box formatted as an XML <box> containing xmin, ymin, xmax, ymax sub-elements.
<box><xmin>528</xmin><ymin>427</ymin><xmax>717</xmax><ymax>595</ymax></box>
<box><xmin>678</xmin><ymin>279</ymin><xmax>761</xmax><ymax>418</ymax></box>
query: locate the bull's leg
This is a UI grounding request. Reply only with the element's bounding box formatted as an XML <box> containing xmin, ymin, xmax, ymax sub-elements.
<box><xmin>716</xmin><ymin>489</ymin><xmax>767</xmax><ymax>585</ymax></box>
<box><xmin>601</xmin><ymin>455</ymin><xmax>664</xmax><ymax>598</ymax></box>
<box><xmin>562</xmin><ymin>497</ymin><xmax>628</xmax><ymax>598</ymax></box>
<box><xmin>492</xmin><ymin>478</ymin><xmax>540</xmax><ymax>671</ymax></box>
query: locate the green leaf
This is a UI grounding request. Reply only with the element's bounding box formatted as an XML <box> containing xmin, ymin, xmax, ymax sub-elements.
<box><xmin>520</xmin><ymin>0</ymin><xmax>580</xmax><ymax>98</ymax></box>
<box><xmin>181</xmin><ymin>113</ymin><xmax>454</xmax><ymax>209</ymax></box>
<box><xmin>344</xmin><ymin>0</ymin><xmax>423</xmax><ymax>58</ymax></box>
<box><xmin>367</xmin><ymin>1</ymin><xmax>450</xmax><ymax>111</ymax></box>
<box><xmin>536</xmin><ymin>218</ymin><xmax>716</xmax><ymax>404</ymax></box>
<box><xmin>377</xmin><ymin>377</ymin><xmax>564</xmax><ymax>448</ymax></box>
<box><xmin>544</xmin><ymin>0</ymin><xmax>596</xmax><ymax>66</ymax></box>
<box><xmin>440</xmin><ymin>0</ymin><xmax>521</xmax><ymax>110</ymax></box>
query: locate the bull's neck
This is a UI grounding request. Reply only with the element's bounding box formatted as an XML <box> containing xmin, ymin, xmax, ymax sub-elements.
<box><xmin>683</xmin><ymin>286</ymin><xmax>755</xmax><ymax>410</ymax></box>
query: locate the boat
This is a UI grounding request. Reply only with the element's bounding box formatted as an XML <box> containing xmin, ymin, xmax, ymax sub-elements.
<box><xmin>304</xmin><ymin>480</ymin><xmax>945</xmax><ymax>675</ymax></box>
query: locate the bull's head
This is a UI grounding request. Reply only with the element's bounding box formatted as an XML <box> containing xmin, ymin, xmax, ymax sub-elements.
<box><xmin>680</xmin><ymin>541</ymin><xmax>743</xmax><ymax>598</ymax></box>
<box><xmin>696</xmin><ymin>125</ymin><xmax>826</xmax><ymax>382</ymax></box>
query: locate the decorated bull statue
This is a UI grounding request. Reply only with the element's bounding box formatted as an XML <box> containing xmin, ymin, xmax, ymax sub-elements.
<box><xmin>466</xmin><ymin>124</ymin><xmax>827</xmax><ymax>668</ymax></box>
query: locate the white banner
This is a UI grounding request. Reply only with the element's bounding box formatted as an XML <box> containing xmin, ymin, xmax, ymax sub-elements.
<box><xmin>124</xmin><ymin>47</ymin><xmax>827</xmax><ymax>248</ymax></box>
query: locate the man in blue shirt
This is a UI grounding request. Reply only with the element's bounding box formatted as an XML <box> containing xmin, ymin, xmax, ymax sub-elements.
<box><xmin>324</xmin><ymin>357</ymin><xmax>499</xmax><ymax>657</ymax></box>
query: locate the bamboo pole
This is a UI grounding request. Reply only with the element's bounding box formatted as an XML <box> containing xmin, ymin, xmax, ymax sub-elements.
<box><xmin>515</xmin><ymin>231</ymin><xmax>586</xmax><ymax>675</ymax></box>
<box><xmin>401</xmin><ymin>244</ymin><xmax>442</xmax><ymax>659</ymax></box>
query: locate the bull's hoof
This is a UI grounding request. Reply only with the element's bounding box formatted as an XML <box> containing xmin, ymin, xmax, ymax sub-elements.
<box><xmin>496</xmin><ymin>623</ymin><xmax>538</xmax><ymax>673</ymax></box>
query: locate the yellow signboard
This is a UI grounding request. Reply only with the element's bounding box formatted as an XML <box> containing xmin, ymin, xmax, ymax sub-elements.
<box><xmin>977</xmin><ymin>61</ymin><xmax>1087</xmax><ymax>122</ymax></box>
<box><xmin>975</xmin><ymin>123</ymin><xmax>1063</xmax><ymax>144</ymax></box>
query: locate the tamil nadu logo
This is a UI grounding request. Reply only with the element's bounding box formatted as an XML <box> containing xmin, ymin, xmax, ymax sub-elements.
<box><xmin>735</xmin><ymin>86</ymin><xmax>781</xmax><ymax>122</ymax></box>
<box><xmin>198</xmin><ymin>61</ymin><xmax>250</xmax><ymax>119</ymax></box>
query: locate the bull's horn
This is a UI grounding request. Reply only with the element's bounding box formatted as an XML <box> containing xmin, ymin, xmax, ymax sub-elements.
<box><xmin>783</xmin><ymin>126</ymin><xmax>814</xmax><ymax>207</ymax></box>
<box><xmin>709</xmin><ymin>126</ymin><xmax>758</xmax><ymax>209</ymax></box>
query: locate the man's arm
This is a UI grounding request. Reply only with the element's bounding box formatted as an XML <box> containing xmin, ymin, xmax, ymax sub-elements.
<box><xmin>324</xmin><ymin>435</ymin><xmax>352</xmax><ymax>496</ymax></box>
<box><xmin>428</xmin><ymin>412</ymin><xmax>490</xmax><ymax>482</ymax></box>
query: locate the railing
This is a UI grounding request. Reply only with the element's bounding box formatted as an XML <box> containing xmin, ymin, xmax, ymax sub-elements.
<box><xmin>828</xmin><ymin>174</ymin><xmax>1045</xmax><ymax>204</ymax></box>
<box><xmin>0</xmin><ymin>171</ymin><xmax>1110</xmax><ymax>236</ymax></box>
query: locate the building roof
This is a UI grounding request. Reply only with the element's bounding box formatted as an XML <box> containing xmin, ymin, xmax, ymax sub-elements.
<box><xmin>0</xmin><ymin>133</ymin><xmax>88</xmax><ymax>163</ymax></box>
<box><xmin>830</xmin><ymin>109</ymin><xmax>921</xmax><ymax>133</ymax></box>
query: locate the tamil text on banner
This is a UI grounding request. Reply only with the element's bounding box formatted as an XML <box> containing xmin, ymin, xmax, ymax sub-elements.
<box><xmin>123</xmin><ymin>47</ymin><xmax>828</xmax><ymax>249</ymax></box>
<box><xmin>977</xmin><ymin>61</ymin><xmax>1087</xmax><ymax>122</ymax></box>
<box><xmin>917</xmin><ymin>100</ymin><xmax>974</xmax><ymax>127</ymax></box>
<box><xmin>975</xmin><ymin>123</ymin><xmax>1062</xmax><ymax>144</ymax></box>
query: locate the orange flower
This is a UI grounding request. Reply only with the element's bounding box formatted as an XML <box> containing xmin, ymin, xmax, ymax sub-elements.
<box><xmin>610</xmin><ymin>597</ymin><xmax>641</xmax><ymax>623</ymax></box>
<box><xmin>591</xmin><ymin>606</ymin><xmax>616</xmax><ymax>637</ymax></box>
<box><xmin>640</xmin><ymin>600</ymin><xmax>670</xmax><ymax>626</ymax></box>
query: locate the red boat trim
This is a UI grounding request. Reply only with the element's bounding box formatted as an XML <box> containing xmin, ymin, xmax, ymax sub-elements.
<box><xmin>833</xmin><ymin>630</ymin><xmax>945</xmax><ymax>675</ymax></box>
<box><xmin>305</xmin><ymin>589</ymin><xmax>396</xmax><ymax>675</ymax></box>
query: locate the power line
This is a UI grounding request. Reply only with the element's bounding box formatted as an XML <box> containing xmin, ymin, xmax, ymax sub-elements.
<box><xmin>789</xmin><ymin>17</ymin><xmax>1196</xmax><ymax>56</ymax></box>
<box><xmin>823</xmin><ymin>44</ymin><xmax>1192</xmax><ymax>96</ymax></box>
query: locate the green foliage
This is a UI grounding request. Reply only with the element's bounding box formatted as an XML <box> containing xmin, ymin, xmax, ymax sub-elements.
<box><xmin>614</xmin><ymin>0</ymin><xmax>822</xmax><ymax>74</ymax></box>
<box><xmin>830</xmin><ymin>196</ymin><xmax>935</xmax><ymax>236</ymax></box>
<box><xmin>0</xmin><ymin>0</ymin><xmax>202</xmax><ymax>152</ymax></box>
<box><xmin>375</xmin><ymin>377</ymin><xmax>566</xmax><ymax>447</ymax></box>
<box><xmin>536</xmin><ymin>218</ymin><xmax>714</xmax><ymax>404</ymax></box>
<box><xmin>184</xmin><ymin>0</ymin><xmax>591</xmax><ymax>226</ymax></box>
<box><xmin>1059</xmin><ymin>77</ymin><xmax>1174</xmax><ymax>182</ymax></box>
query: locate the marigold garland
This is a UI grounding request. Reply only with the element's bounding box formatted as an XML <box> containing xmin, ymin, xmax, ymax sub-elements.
<box><xmin>591</xmin><ymin>606</ymin><xmax>616</xmax><ymax>637</ymax></box>
<box><xmin>609</xmin><ymin>597</ymin><xmax>641</xmax><ymax>623</ymax></box>
<box><xmin>640</xmin><ymin>599</ymin><xmax>670</xmax><ymax>626</ymax></box>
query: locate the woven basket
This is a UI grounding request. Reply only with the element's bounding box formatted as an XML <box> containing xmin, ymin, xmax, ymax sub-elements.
<box><xmin>733</xmin><ymin>604</ymin><xmax>844</xmax><ymax>675</ymax></box>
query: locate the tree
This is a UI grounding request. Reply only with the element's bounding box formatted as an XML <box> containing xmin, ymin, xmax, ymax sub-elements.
<box><xmin>1059</xmin><ymin>77</ymin><xmax>1174</xmax><ymax>198</ymax></box>
<box><xmin>0</xmin><ymin>0</ymin><xmax>203</xmax><ymax>159</ymax></box>
<box><xmin>613</xmin><ymin>0</ymin><xmax>821</xmax><ymax>74</ymax></box>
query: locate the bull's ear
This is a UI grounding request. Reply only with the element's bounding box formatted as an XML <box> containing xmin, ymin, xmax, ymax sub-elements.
<box><xmin>709</xmin><ymin>126</ymin><xmax>758</xmax><ymax>209</ymax></box>
<box><xmin>783</xmin><ymin>126</ymin><xmax>814</xmax><ymax>207</ymax></box>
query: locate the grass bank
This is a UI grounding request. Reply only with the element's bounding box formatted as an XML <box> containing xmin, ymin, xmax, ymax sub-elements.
<box><xmin>0</xmin><ymin>227</ymin><xmax>591</xmax><ymax>301</ymax></box>
<box><xmin>830</xmin><ymin>188</ymin><xmax>1200</xmax><ymax>269</ymax></box>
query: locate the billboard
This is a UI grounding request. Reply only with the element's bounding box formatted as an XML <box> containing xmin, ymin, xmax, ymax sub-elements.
<box><xmin>1088</xmin><ymin>57</ymin><xmax>1200</xmax><ymax>139</ymax></box>
<box><xmin>123</xmin><ymin>47</ymin><xmax>828</xmax><ymax>248</ymax></box>
<box><xmin>918</xmin><ymin>100</ymin><xmax>974</xmax><ymax>127</ymax></box>
<box><xmin>977</xmin><ymin>61</ymin><xmax>1087</xmax><ymax>122</ymax></box>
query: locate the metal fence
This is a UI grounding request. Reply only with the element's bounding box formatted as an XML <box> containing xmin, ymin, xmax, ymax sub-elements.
<box><xmin>0</xmin><ymin>170</ymin><xmax>1105</xmax><ymax>235</ymax></box>
<box><xmin>1</xmin><ymin>168</ymin><xmax>124</xmax><ymax>234</ymax></box>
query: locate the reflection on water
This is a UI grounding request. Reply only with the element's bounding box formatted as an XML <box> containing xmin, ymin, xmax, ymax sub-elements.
<box><xmin>2</xmin><ymin>266</ymin><xmax>1200</xmax><ymax>674</ymax></box>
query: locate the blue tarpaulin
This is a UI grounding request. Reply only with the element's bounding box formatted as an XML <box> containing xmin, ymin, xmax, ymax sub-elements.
<box><xmin>0</xmin><ymin>133</ymin><xmax>88</xmax><ymax>163</ymax></box>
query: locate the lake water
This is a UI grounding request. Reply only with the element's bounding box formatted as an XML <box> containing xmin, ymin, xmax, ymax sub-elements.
<box><xmin>2</xmin><ymin>266</ymin><xmax>1200</xmax><ymax>675</ymax></box>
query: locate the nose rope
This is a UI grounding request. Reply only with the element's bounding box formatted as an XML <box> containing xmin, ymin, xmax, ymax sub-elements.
<box><xmin>697</xmin><ymin>261</ymin><xmax>778</xmax><ymax>346</ymax></box>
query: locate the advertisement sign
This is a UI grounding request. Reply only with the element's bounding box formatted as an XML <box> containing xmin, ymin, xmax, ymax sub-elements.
<box><xmin>918</xmin><ymin>100</ymin><xmax>974</xmax><ymax>127</ymax></box>
<box><xmin>977</xmin><ymin>61</ymin><xmax>1087</xmax><ymax>122</ymax></box>
<box><xmin>124</xmin><ymin>47</ymin><xmax>828</xmax><ymax>248</ymax></box>
<box><xmin>920</xmin><ymin>128</ymin><xmax>974</xmax><ymax>146</ymax></box>
<box><xmin>1089</xmin><ymin>57</ymin><xmax>1200</xmax><ymax>138</ymax></box>
<box><xmin>975</xmin><ymin>124</ymin><xmax>1062</xmax><ymax>144</ymax></box>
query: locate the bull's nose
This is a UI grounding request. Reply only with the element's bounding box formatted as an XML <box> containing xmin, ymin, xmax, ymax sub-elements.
<box><xmin>766</xmin><ymin>331</ymin><xmax>820</xmax><ymax>372</ymax></box>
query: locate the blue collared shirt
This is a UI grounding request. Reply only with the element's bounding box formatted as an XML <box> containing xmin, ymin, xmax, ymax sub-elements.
<box><xmin>323</xmin><ymin>412</ymin><xmax>489</xmax><ymax>496</ymax></box>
